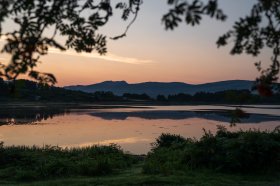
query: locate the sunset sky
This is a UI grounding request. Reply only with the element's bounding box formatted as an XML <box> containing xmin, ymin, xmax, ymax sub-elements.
<box><xmin>0</xmin><ymin>0</ymin><xmax>271</xmax><ymax>86</ymax></box>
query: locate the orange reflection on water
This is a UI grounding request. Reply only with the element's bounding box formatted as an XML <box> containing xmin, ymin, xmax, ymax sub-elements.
<box><xmin>0</xmin><ymin>112</ymin><xmax>279</xmax><ymax>154</ymax></box>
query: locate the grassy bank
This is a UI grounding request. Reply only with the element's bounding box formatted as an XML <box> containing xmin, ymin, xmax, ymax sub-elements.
<box><xmin>1</xmin><ymin>126</ymin><xmax>280</xmax><ymax>185</ymax></box>
<box><xmin>2</xmin><ymin>166</ymin><xmax>279</xmax><ymax>186</ymax></box>
<box><xmin>0</xmin><ymin>143</ymin><xmax>138</xmax><ymax>181</ymax></box>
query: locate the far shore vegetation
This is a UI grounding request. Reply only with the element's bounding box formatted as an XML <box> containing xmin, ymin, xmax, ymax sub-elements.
<box><xmin>1</xmin><ymin>78</ymin><xmax>280</xmax><ymax>104</ymax></box>
<box><xmin>0</xmin><ymin>127</ymin><xmax>280</xmax><ymax>185</ymax></box>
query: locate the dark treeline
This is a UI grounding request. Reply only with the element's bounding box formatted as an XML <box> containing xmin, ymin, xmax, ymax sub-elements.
<box><xmin>1</xmin><ymin>78</ymin><xmax>280</xmax><ymax>104</ymax></box>
<box><xmin>160</xmin><ymin>90</ymin><xmax>280</xmax><ymax>104</ymax></box>
<box><xmin>123</xmin><ymin>93</ymin><xmax>153</xmax><ymax>101</ymax></box>
<box><xmin>0</xmin><ymin>79</ymin><xmax>121</xmax><ymax>102</ymax></box>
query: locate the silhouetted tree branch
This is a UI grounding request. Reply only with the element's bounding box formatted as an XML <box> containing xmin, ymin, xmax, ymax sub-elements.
<box><xmin>0</xmin><ymin>0</ymin><xmax>144</xmax><ymax>87</ymax></box>
<box><xmin>111</xmin><ymin>0</ymin><xmax>142</xmax><ymax>40</ymax></box>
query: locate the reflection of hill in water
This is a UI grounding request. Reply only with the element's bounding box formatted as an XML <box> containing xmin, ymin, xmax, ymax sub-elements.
<box><xmin>0</xmin><ymin>107</ymin><xmax>70</xmax><ymax>125</ymax></box>
<box><xmin>1</xmin><ymin>106</ymin><xmax>280</xmax><ymax>125</ymax></box>
<box><xmin>0</xmin><ymin>105</ymin><xmax>146</xmax><ymax>125</ymax></box>
<box><xmin>89</xmin><ymin>110</ymin><xmax>280</xmax><ymax>124</ymax></box>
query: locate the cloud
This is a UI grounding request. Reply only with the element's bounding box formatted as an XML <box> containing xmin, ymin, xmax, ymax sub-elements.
<box><xmin>48</xmin><ymin>48</ymin><xmax>154</xmax><ymax>65</ymax></box>
<box><xmin>0</xmin><ymin>39</ymin><xmax>154</xmax><ymax>64</ymax></box>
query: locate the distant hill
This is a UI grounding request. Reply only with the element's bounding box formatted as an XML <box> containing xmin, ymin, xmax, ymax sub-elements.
<box><xmin>65</xmin><ymin>80</ymin><xmax>254</xmax><ymax>97</ymax></box>
<box><xmin>0</xmin><ymin>79</ymin><xmax>121</xmax><ymax>102</ymax></box>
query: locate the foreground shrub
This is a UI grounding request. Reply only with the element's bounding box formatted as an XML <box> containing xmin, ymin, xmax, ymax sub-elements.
<box><xmin>143</xmin><ymin>126</ymin><xmax>280</xmax><ymax>174</ymax></box>
<box><xmin>0</xmin><ymin>144</ymin><xmax>136</xmax><ymax>181</ymax></box>
<box><xmin>151</xmin><ymin>133</ymin><xmax>188</xmax><ymax>149</ymax></box>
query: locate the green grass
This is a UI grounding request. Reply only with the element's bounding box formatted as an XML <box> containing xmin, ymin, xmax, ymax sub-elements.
<box><xmin>2</xmin><ymin>164</ymin><xmax>280</xmax><ymax>186</ymax></box>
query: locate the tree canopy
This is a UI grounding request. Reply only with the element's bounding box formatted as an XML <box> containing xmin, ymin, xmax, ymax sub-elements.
<box><xmin>0</xmin><ymin>0</ymin><xmax>279</xmax><ymax>95</ymax></box>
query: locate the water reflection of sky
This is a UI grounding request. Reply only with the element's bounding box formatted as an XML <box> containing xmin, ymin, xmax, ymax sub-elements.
<box><xmin>0</xmin><ymin>105</ymin><xmax>279</xmax><ymax>154</ymax></box>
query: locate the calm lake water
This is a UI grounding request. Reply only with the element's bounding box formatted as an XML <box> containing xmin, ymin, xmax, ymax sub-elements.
<box><xmin>0</xmin><ymin>104</ymin><xmax>280</xmax><ymax>154</ymax></box>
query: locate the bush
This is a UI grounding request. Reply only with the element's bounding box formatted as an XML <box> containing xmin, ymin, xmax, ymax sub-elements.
<box><xmin>144</xmin><ymin>126</ymin><xmax>280</xmax><ymax>175</ymax></box>
<box><xmin>151</xmin><ymin>133</ymin><xmax>188</xmax><ymax>149</ymax></box>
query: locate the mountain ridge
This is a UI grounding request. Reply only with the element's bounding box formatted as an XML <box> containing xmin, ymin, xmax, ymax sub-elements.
<box><xmin>65</xmin><ymin>80</ymin><xmax>254</xmax><ymax>97</ymax></box>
